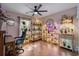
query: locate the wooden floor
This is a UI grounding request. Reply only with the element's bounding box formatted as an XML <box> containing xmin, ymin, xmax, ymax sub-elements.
<box><xmin>19</xmin><ymin>41</ymin><xmax>78</xmax><ymax>56</ymax></box>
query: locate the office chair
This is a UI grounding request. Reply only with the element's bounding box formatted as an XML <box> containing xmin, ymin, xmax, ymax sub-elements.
<box><xmin>15</xmin><ymin>29</ymin><xmax>27</xmax><ymax>54</ymax></box>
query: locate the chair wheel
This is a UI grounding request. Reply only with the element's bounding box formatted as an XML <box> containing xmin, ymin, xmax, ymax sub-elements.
<box><xmin>16</xmin><ymin>49</ymin><xmax>24</xmax><ymax>54</ymax></box>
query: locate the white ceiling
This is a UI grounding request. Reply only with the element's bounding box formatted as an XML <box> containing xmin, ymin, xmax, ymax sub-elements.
<box><xmin>1</xmin><ymin>3</ymin><xmax>78</xmax><ymax>17</ymax></box>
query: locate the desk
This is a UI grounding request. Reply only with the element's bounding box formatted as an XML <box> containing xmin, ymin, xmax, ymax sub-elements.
<box><xmin>5</xmin><ymin>35</ymin><xmax>16</xmax><ymax>56</ymax></box>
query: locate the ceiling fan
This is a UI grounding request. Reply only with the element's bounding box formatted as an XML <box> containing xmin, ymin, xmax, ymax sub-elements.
<box><xmin>26</xmin><ymin>4</ymin><xmax>48</xmax><ymax>16</ymax></box>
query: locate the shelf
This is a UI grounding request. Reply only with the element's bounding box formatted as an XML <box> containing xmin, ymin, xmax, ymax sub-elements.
<box><xmin>60</xmin><ymin>46</ymin><xmax>73</xmax><ymax>51</ymax></box>
<box><xmin>61</xmin><ymin>34</ymin><xmax>74</xmax><ymax>36</ymax></box>
<box><xmin>32</xmin><ymin>19</ymin><xmax>42</xmax><ymax>41</ymax></box>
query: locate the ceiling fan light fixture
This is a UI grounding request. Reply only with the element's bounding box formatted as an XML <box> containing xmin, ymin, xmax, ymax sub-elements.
<box><xmin>34</xmin><ymin>12</ymin><xmax>38</xmax><ymax>14</ymax></box>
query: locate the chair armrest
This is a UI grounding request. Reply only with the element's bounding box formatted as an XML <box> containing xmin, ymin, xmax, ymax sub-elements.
<box><xmin>15</xmin><ymin>37</ymin><xmax>22</xmax><ymax>39</ymax></box>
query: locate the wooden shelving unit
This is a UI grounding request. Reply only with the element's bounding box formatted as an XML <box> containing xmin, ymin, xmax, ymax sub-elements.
<box><xmin>60</xmin><ymin>15</ymin><xmax>75</xmax><ymax>51</ymax></box>
<box><xmin>32</xmin><ymin>17</ymin><xmax>42</xmax><ymax>41</ymax></box>
<box><xmin>42</xmin><ymin>22</ymin><xmax>59</xmax><ymax>45</ymax></box>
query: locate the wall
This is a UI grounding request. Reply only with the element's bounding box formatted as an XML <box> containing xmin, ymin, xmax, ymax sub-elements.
<box><xmin>1</xmin><ymin>10</ymin><xmax>32</xmax><ymax>38</ymax></box>
<box><xmin>42</xmin><ymin>7</ymin><xmax>77</xmax><ymax>23</ymax></box>
<box><xmin>77</xmin><ymin>4</ymin><xmax>79</xmax><ymax>53</ymax></box>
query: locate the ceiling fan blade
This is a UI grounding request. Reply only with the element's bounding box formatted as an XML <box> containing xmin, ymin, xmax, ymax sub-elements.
<box><xmin>0</xmin><ymin>4</ymin><xmax>2</xmax><ymax>13</ymax></box>
<box><xmin>34</xmin><ymin>6</ymin><xmax>37</xmax><ymax>10</ymax></box>
<box><xmin>37</xmin><ymin>4</ymin><xmax>42</xmax><ymax>10</ymax></box>
<box><xmin>0</xmin><ymin>8</ymin><xmax>2</xmax><ymax>13</ymax></box>
<box><xmin>38</xmin><ymin>10</ymin><xmax>47</xmax><ymax>12</ymax></box>
<box><xmin>37</xmin><ymin>12</ymin><xmax>42</xmax><ymax>15</ymax></box>
<box><xmin>0</xmin><ymin>3</ymin><xmax>1</xmax><ymax>8</ymax></box>
<box><xmin>32</xmin><ymin>13</ymin><xmax>34</xmax><ymax>16</ymax></box>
